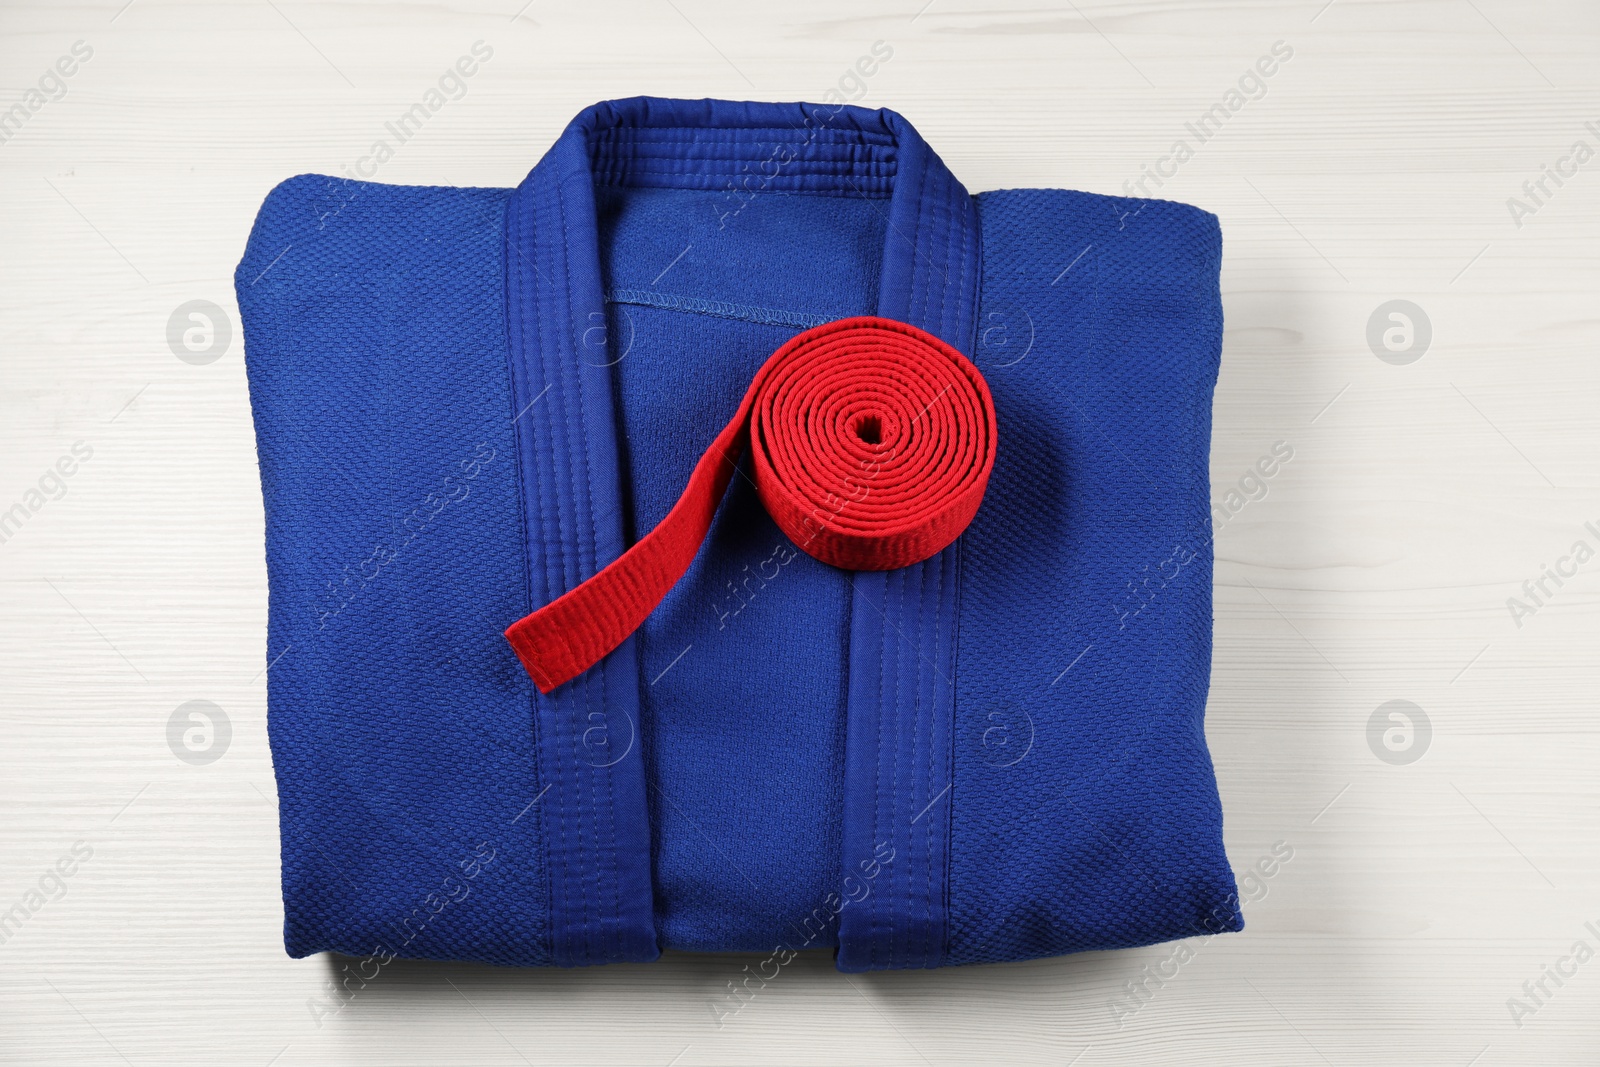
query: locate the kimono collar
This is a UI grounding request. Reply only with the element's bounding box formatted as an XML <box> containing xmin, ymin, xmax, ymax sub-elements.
<box><xmin>498</xmin><ymin>97</ymin><xmax>980</xmax><ymax>968</ymax></box>
<box><xmin>507</xmin><ymin>95</ymin><xmax>981</xmax><ymax>356</ymax></box>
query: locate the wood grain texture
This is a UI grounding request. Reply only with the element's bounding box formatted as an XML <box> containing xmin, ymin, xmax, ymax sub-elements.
<box><xmin>2</xmin><ymin>0</ymin><xmax>1597</xmax><ymax>1063</ymax></box>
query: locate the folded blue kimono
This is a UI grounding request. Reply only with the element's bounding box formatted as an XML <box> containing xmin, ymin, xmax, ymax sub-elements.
<box><xmin>235</xmin><ymin>96</ymin><xmax>1241</xmax><ymax>970</ymax></box>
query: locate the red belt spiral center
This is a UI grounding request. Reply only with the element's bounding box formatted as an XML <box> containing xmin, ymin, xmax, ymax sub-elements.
<box><xmin>506</xmin><ymin>316</ymin><xmax>998</xmax><ymax>693</ymax></box>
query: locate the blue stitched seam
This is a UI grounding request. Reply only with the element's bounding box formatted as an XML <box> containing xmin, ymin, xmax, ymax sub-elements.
<box><xmin>884</xmin><ymin>568</ymin><xmax>900</xmax><ymax>970</ymax></box>
<box><xmin>505</xmin><ymin>187</ymin><xmax>557</xmax><ymax>967</ymax></box>
<box><xmin>544</xmin><ymin>171</ymin><xmax>598</xmax><ymax>966</ymax></box>
<box><xmin>520</xmin><ymin>185</ymin><xmax>569</xmax><ymax>964</ymax></box>
<box><xmin>537</xmin><ymin>178</ymin><xmax>584</xmax><ymax>965</ymax></box>
<box><xmin>921</xmin><ymin>554</ymin><xmax>939</xmax><ymax>966</ymax></box>
<box><xmin>940</xmin><ymin>536</ymin><xmax>963</xmax><ymax>965</ymax></box>
<box><xmin>874</xmin><ymin>571</ymin><xmax>890</xmax><ymax>972</ymax></box>
<box><xmin>925</xmin><ymin>193</ymin><xmax>956</xmax><ymax>966</ymax></box>
<box><xmin>605</xmin><ymin>288</ymin><xmax>835</xmax><ymax>330</ymax></box>
<box><xmin>904</xmin><ymin>563</ymin><xmax>922</xmax><ymax>969</ymax></box>
<box><xmin>594</xmin><ymin>125</ymin><xmax>897</xmax><ymax>144</ymax></box>
<box><xmin>594</xmin><ymin>175</ymin><xmax>895</xmax><ymax>200</ymax></box>
<box><xmin>929</xmin><ymin>201</ymin><xmax>976</xmax><ymax>967</ymax></box>
<box><xmin>556</xmin><ymin>171</ymin><xmax>629</xmax><ymax>966</ymax></box>
<box><xmin>902</xmin><ymin>161</ymin><xmax>933</xmax><ymax>970</ymax></box>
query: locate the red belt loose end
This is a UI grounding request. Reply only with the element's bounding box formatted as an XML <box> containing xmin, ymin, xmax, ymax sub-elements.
<box><xmin>504</xmin><ymin>316</ymin><xmax>998</xmax><ymax>694</ymax></box>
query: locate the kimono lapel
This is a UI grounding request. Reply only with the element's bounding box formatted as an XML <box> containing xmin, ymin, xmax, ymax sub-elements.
<box><xmin>504</xmin><ymin>116</ymin><xmax>657</xmax><ymax>967</ymax></box>
<box><xmin>503</xmin><ymin>98</ymin><xmax>980</xmax><ymax>969</ymax></box>
<box><xmin>840</xmin><ymin>112</ymin><xmax>981</xmax><ymax>972</ymax></box>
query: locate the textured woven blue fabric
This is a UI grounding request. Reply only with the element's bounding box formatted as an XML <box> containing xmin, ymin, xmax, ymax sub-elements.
<box><xmin>237</xmin><ymin>178</ymin><xmax>553</xmax><ymax>964</ymax></box>
<box><xmin>235</xmin><ymin>96</ymin><xmax>1240</xmax><ymax>971</ymax></box>
<box><xmin>952</xmin><ymin>190</ymin><xmax>1240</xmax><ymax>963</ymax></box>
<box><xmin>598</xmin><ymin>185</ymin><xmax>883</xmax><ymax>953</ymax></box>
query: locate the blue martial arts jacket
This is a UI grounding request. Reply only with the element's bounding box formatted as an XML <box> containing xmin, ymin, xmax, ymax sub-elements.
<box><xmin>235</xmin><ymin>96</ymin><xmax>1241</xmax><ymax>970</ymax></box>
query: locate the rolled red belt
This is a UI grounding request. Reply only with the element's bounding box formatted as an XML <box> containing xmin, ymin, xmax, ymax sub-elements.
<box><xmin>505</xmin><ymin>316</ymin><xmax>998</xmax><ymax>694</ymax></box>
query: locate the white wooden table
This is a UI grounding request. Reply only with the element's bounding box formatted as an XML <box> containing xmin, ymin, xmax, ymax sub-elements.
<box><xmin>3</xmin><ymin>1</ymin><xmax>1597</xmax><ymax>1063</ymax></box>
